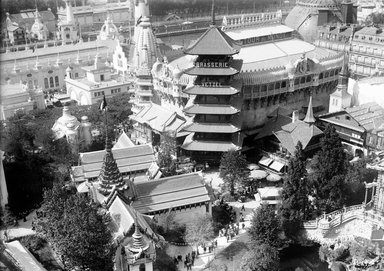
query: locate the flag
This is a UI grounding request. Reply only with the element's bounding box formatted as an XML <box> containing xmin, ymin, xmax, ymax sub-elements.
<box><xmin>100</xmin><ymin>95</ymin><xmax>107</xmax><ymax>112</ymax></box>
<box><xmin>136</xmin><ymin>15</ymin><xmax>142</xmax><ymax>26</ymax></box>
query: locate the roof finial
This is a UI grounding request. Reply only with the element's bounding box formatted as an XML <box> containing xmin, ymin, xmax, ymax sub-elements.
<box><xmin>211</xmin><ymin>0</ymin><xmax>216</xmax><ymax>26</ymax></box>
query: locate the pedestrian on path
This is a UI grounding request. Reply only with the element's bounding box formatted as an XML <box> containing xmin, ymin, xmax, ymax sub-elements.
<box><xmin>241</xmin><ymin>204</ymin><xmax>245</xmax><ymax>211</ymax></box>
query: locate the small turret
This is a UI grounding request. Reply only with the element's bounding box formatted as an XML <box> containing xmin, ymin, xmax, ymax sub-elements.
<box><xmin>304</xmin><ymin>95</ymin><xmax>315</xmax><ymax>124</ymax></box>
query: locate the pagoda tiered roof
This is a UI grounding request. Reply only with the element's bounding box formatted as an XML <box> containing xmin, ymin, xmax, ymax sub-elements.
<box><xmin>184</xmin><ymin>59</ymin><xmax>243</xmax><ymax>76</ymax></box>
<box><xmin>181</xmin><ymin>133</ymin><xmax>242</xmax><ymax>152</ymax></box>
<box><xmin>184</xmin><ymin>104</ymin><xmax>240</xmax><ymax>115</ymax></box>
<box><xmin>183</xmin><ymin>80</ymin><xmax>242</xmax><ymax>96</ymax></box>
<box><xmin>184</xmin><ymin>26</ymin><xmax>241</xmax><ymax>56</ymax></box>
<box><xmin>183</xmin><ymin>122</ymin><xmax>241</xmax><ymax>133</ymax></box>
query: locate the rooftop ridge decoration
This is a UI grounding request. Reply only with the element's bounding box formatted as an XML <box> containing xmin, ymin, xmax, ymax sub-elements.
<box><xmin>221</xmin><ymin>10</ymin><xmax>283</xmax><ymax>31</ymax></box>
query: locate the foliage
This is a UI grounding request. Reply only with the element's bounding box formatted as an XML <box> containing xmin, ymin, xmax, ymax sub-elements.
<box><xmin>35</xmin><ymin>183</ymin><xmax>114</xmax><ymax>271</ymax></box>
<box><xmin>153</xmin><ymin>246</ymin><xmax>178</xmax><ymax>271</ymax></box>
<box><xmin>212</xmin><ymin>204</ymin><xmax>234</xmax><ymax>233</ymax></box>
<box><xmin>19</xmin><ymin>235</ymin><xmax>47</xmax><ymax>253</ymax></box>
<box><xmin>1</xmin><ymin>206</ymin><xmax>17</xmax><ymax>229</ymax></box>
<box><xmin>220</xmin><ymin>150</ymin><xmax>249</xmax><ymax>196</ymax></box>
<box><xmin>349</xmin><ymin>242</ymin><xmax>376</xmax><ymax>261</ymax></box>
<box><xmin>185</xmin><ymin>214</ymin><xmax>215</xmax><ymax>249</ymax></box>
<box><xmin>344</xmin><ymin>159</ymin><xmax>378</xmax><ymax>206</ymax></box>
<box><xmin>240</xmin><ymin>242</ymin><xmax>279</xmax><ymax>271</ymax></box>
<box><xmin>309</xmin><ymin>124</ymin><xmax>348</xmax><ymax>213</ymax></box>
<box><xmin>157</xmin><ymin>133</ymin><xmax>177</xmax><ymax>177</ymax></box>
<box><xmin>319</xmin><ymin>244</ymin><xmax>348</xmax><ymax>263</ymax></box>
<box><xmin>281</xmin><ymin>142</ymin><xmax>312</xmax><ymax>238</ymax></box>
<box><xmin>208</xmin><ymin>262</ymin><xmax>228</xmax><ymax>271</ymax></box>
<box><xmin>365</xmin><ymin>12</ymin><xmax>384</xmax><ymax>25</ymax></box>
<box><xmin>248</xmin><ymin>205</ymin><xmax>281</xmax><ymax>248</ymax></box>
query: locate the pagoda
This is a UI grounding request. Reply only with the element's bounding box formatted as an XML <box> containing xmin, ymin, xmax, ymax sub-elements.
<box><xmin>97</xmin><ymin>129</ymin><xmax>127</xmax><ymax>195</ymax></box>
<box><xmin>181</xmin><ymin>4</ymin><xmax>243</xmax><ymax>163</ymax></box>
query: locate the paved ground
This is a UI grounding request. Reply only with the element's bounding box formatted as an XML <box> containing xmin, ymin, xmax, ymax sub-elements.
<box><xmin>166</xmin><ymin>198</ymin><xmax>260</xmax><ymax>270</ymax></box>
<box><xmin>0</xmin><ymin>210</ymin><xmax>36</xmax><ymax>241</ymax></box>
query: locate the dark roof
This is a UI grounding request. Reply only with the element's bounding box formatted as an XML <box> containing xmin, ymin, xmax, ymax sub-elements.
<box><xmin>132</xmin><ymin>172</ymin><xmax>211</xmax><ymax>213</ymax></box>
<box><xmin>77</xmin><ymin>144</ymin><xmax>155</xmax><ymax>179</ymax></box>
<box><xmin>9</xmin><ymin>10</ymin><xmax>56</xmax><ymax>27</ymax></box>
<box><xmin>184</xmin><ymin>59</ymin><xmax>242</xmax><ymax>76</ymax></box>
<box><xmin>319</xmin><ymin>111</ymin><xmax>365</xmax><ymax>133</ymax></box>
<box><xmin>255</xmin><ymin>115</ymin><xmax>292</xmax><ymax>140</ymax></box>
<box><xmin>274</xmin><ymin>120</ymin><xmax>323</xmax><ymax>155</ymax></box>
<box><xmin>184</xmin><ymin>26</ymin><xmax>241</xmax><ymax>55</ymax></box>
<box><xmin>346</xmin><ymin>102</ymin><xmax>384</xmax><ymax>132</ymax></box>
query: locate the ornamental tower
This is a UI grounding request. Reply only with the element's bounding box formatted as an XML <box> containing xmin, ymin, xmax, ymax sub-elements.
<box><xmin>124</xmin><ymin>218</ymin><xmax>155</xmax><ymax>271</ymax></box>
<box><xmin>181</xmin><ymin>12</ymin><xmax>243</xmax><ymax>163</ymax></box>
<box><xmin>58</xmin><ymin>0</ymin><xmax>79</xmax><ymax>44</ymax></box>
<box><xmin>329</xmin><ymin>53</ymin><xmax>352</xmax><ymax>113</ymax></box>
<box><xmin>97</xmin><ymin>129</ymin><xmax>126</xmax><ymax>195</ymax></box>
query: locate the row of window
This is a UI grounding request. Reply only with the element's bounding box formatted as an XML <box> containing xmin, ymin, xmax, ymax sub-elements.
<box><xmin>44</xmin><ymin>76</ymin><xmax>59</xmax><ymax>89</ymax></box>
<box><xmin>94</xmin><ymin>91</ymin><xmax>105</xmax><ymax>97</ymax></box>
<box><xmin>111</xmin><ymin>88</ymin><xmax>121</xmax><ymax>94</ymax></box>
<box><xmin>352</xmin><ymin>44</ymin><xmax>384</xmax><ymax>56</ymax></box>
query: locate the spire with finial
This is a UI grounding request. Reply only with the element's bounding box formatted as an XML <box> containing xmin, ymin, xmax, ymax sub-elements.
<box><xmin>304</xmin><ymin>95</ymin><xmax>315</xmax><ymax>124</ymax></box>
<box><xmin>211</xmin><ymin>0</ymin><xmax>216</xmax><ymax>26</ymax></box>
<box><xmin>338</xmin><ymin>52</ymin><xmax>349</xmax><ymax>88</ymax></box>
<box><xmin>97</xmin><ymin>104</ymin><xmax>126</xmax><ymax>196</ymax></box>
<box><xmin>132</xmin><ymin>212</ymin><xmax>145</xmax><ymax>250</ymax></box>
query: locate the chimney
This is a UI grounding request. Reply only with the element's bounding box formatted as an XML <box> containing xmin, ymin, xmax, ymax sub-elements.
<box><xmin>292</xmin><ymin>110</ymin><xmax>299</xmax><ymax>123</ymax></box>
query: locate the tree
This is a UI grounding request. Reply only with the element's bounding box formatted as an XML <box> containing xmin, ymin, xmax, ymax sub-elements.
<box><xmin>185</xmin><ymin>214</ymin><xmax>214</xmax><ymax>252</ymax></box>
<box><xmin>240</xmin><ymin>243</ymin><xmax>279</xmax><ymax>271</ymax></box>
<box><xmin>35</xmin><ymin>183</ymin><xmax>114</xmax><ymax>271</ymax></box>
<box><xmin>157</xmin><ymin>133</ymin><xmax>177</xmax><ymax>177</ymax></box>
<box><xmin>365</xmin><ymin>12</ymin><xmax>384</xmax><ymax>25</ymax></box>
<box><xmin>248</xmin><ymin>205</ymin><xmax>281</xmax><ymax>248</ymax></box>
<box><xmin>344</xmin><ymin>159</ymin><xmax>378</xmax><ymax>206</ymax></box>
<box><xmin>220</xmin><ymin>150</ymin><xmax>249</xmax><ymax>196</ymax></box>
<box><xmin>280</xmin><ymin>141</ymin><xmax>312</xmax><ymax>238</ymax></box>
<box><xmin>153</xmin><ymin>245</ymin><xmax>178</xmax><ymax>271</ymax></box>
<box><xmin>309</xmin><ymin>124</ymin><xmax>348</xmax><ymax>213</ymax></box>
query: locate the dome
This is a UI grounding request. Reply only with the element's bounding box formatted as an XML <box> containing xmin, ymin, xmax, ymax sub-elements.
<box><xmin>57</xmin><ymin>106</ymin><xmax>80</xmax><ymax>128</ymax></box>
<box><xmin>285</xmin><ymin>0</ymin><xmax>344</xmax><ymax>42</ymax></box>
<box><xmin>172</xmin><ymin>66</ymin><xmax>183</xmax><ymax>79</ymax></box>
<box><xmin>99</xmin><ymin>14</ymin><xmax>119</xmax><ymax>41</ymax></box>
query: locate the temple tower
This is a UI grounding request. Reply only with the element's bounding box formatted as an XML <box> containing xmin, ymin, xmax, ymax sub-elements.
<box><xmin>30</xmin><ymin>8</ymin><xmax>48</xmax><ymax>41</ymax></box>
<box><xmin>329</xmin><ymin>54</ymin><xmax>352</xmax><ymax>113</ymax></box>
<box><xmin>181</xmin><ymin>17</ymin><xmax>243</xmax><ymax>163</ymax></box>
<box><xmin>58</xmin><ymin>0</ymin><xmax>79</xmax><ymax>44</ymax></box>
<box><xmin>97</xmin><ymin>128</ymin><xmax>126</xmax><ymax>195</ymax></box>
<box><xmin>124</xmin><ymin>220</ymin><xmax>155</xmax><ymax>271</ymax></box>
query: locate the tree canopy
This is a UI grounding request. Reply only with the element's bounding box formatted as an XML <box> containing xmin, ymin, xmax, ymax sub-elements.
<box><xmin>281</xmin><ymin>141</ymin><xmax>312</xmax><ymax>237</ymax></box>
<box><xmin>35</xmin><ymin>182</ymin><xmax>114</xmax><ymax>271</ymax></box>
<box><xmin>185</xmin><ymin>214</ymin><xmax>214</xmax><ymax>250</ymax></box>
<box><xmin>220</xmin><ymin>150</ymin><xmax>249</xmax><ymax>196</ymax></box>
<box><xmin>248</xmin><ymin>204</ymin><xmax>281</xmax><ymax>248</ymax></box>
<box><xmin>309</xmin><ymin>124</ymin><xmax>348</xmax><ymax>213</ymax></box>
<box><xmin>240</xmin><ymin>242</ymin><xmax>279</xmax><ymax>271</ymax></box>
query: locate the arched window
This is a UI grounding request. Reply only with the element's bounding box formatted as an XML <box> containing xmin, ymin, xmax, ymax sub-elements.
<box><xmin>55</xmin><ymin>76</ymin><xmax>59</xmax><ymax>87</ymax></box>
<box><xmin>49</xmin><ymin>77</ymin><xmax>54</xmax><ymax>88</ymax></box>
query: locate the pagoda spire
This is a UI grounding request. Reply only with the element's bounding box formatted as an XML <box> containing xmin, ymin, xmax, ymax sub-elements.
<box><xmin>304</xmin><ymin>95</ymin><xmax>315</xmax><ymax>124</ymax></box>
<box><xmin>211</xmin><ymin>0</ymin><xmax>216</xmax><ymax>26</ymax></box>
<box><xmin>132</xmin><ymin>214</ymin><xmax>145</xmax><ymax>250</ymax></box>
<box><xmin>97</xmin><ymin>100</ymin><xmax>126</xmax><ymax>195</ymax></box>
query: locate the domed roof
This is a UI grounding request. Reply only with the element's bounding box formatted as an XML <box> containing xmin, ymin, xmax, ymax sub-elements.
<box><xmin>285</xmin><ymin>0</ymin><xmax>343</xmax><ymax>42</ymax></box>
<box><xmin>172</xmin><ymin>66</ymin><xmax>183</xmax><ymax>79</ymax></box>
<box><xmin>99</xmin><ymin>14</ymin><xmax>119</xmax><ymax>41</ymax></box>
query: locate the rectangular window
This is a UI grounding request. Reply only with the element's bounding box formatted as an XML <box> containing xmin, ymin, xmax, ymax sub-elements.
<box><xmin>352</xmin><ymin>133</ymin><xmax>360</xmax><ymax>139</ymax></box>
<box><xmin>44</xmin><ymin>78</ymin><xmax>49</xmax><ymax>89</ymax></box>
<box><xmin>100</xmin><ymin>74</ymin><xmax>105</xmax><ymax>81</ymax></box>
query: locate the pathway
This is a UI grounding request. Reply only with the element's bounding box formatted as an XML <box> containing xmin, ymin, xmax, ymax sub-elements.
<box><xmin>166</xmin><ymin>199</ymin><xmax>259</xmax><ymax>271</ymax></box>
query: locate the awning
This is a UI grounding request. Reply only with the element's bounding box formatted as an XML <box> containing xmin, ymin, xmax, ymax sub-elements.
<box><xmin>259</xmin><ymin>156</ymin><xmax>273</xmax><ymax>167</ymax></box>
<box><xmin>269</xmin><ymin>161</ymin><xmax>285</xmax><ymax>172</ymax></box>
<box><xmin>266</xmin><ymin>173</ymin><xmax>282</xmax><ymax>182</ymax></box>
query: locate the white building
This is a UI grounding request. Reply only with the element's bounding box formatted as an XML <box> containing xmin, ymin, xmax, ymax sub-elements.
<box><xmin>65</xmin><ymin>53</ymin><xmax>132</xmax><ymax>105</ymax></box>
<box><xmin>57</xmin><ymin>0</ymin><xmax>79</xmax><ymax>44</ymax></box>
<box><xmin>0</xmin><ymin>82</ymin><xmax>45</xmax><ymax>120</ymax></box>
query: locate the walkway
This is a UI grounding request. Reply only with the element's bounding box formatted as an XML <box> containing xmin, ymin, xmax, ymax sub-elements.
<box><xmin>166</xmin><ymin>199</ymin><xmax>257</xmax><ymax>270</ymax></box>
